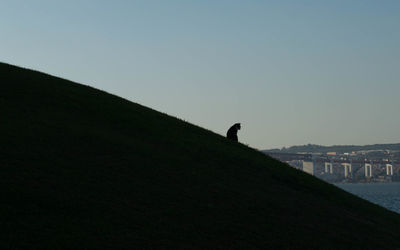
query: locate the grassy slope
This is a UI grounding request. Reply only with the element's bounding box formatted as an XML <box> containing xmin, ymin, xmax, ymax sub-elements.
<box><xmin>1</xmin><ymin>62</ymin><xmax>399</xmax><ymax>249</ymax></box>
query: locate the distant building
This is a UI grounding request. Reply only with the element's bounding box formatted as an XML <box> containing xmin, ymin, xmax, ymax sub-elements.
<box><xmin>327</xmin><ymin>152</ymin><xmax>336</xmax><ymax>156</ymax></box>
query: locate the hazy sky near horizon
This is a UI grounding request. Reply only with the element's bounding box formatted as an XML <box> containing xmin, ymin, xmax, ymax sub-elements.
<box><xmin>1</xmin><ymin>0</ymin><xmax>399</xmax><ymax>149</ymax></box>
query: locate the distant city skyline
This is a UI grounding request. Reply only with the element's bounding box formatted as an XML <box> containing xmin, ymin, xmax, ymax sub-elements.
<box><xmin>1</xmin><ymin>0</ymin><xmax>399</xmax><ymax>149</ymax></box>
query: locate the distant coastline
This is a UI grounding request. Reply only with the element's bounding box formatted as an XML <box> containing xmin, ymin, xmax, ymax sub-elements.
<box><xmin>262</xmin><ymin>143</ymin><xmax>400</xmax><ymax>184</ymax></box>
<box><xmin>263</xmin><ymin>143</ymin><xmax>400</xmax><ymax>154</ymax></box>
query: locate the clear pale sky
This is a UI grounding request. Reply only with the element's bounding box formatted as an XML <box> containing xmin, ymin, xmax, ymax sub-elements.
<box><xmin>1</xmin><ymin>0</ymin><xmax>399</xmax><ymax>149</ymax></box>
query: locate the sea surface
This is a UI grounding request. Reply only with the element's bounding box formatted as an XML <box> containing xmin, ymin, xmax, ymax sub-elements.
<box><xmin>336</xmin><ymin>183</ymin><xmax>400</xmax><ymax>214</ymax></box>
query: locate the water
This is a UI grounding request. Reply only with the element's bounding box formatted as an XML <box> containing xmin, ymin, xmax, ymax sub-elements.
<box><xmin>335</xmin><ymin>183</ymin><xmax>400</xmax><ymax>214</ymax></box>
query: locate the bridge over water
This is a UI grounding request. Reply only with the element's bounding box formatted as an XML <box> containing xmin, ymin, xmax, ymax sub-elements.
<box><xmin>265</xmin><ymin>152</ymin><xmax>397</xmax><ymax>179</ymax></box>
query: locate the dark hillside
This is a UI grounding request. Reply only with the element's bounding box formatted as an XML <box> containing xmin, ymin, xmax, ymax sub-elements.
<box><xmin>1</xmin><ymin>62</ymin><xmax>399</xmax><ymax>249</ymax></box>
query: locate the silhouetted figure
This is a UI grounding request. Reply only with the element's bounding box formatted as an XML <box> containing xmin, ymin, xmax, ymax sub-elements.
<box><xmin>226</xmin><ymin>123</ymin><xmax>241</xmax><ymax>142</ymax></box>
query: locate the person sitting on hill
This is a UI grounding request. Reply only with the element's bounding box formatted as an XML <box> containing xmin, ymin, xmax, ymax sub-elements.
<box><xmin>226</xmin><ymin>123</ymin><xmax>241</xmax><ymax>142</ymax></box>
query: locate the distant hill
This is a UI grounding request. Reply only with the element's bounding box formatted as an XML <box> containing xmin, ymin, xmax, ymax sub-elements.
<box><xmin>1</xmin><ymin>62</ymin><xmax>400</xmax><ymax>249</ymax></box>
<box><xmin>264</xmin><ymin>143</ymin><xmax>400</xmax><ymax>154</ymax></box>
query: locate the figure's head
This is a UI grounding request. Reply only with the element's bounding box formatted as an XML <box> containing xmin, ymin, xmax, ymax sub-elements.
<box><xmin>235</xmin><ymin>123</ymin><xmax>241</xmax><ymax>130</ymax></box>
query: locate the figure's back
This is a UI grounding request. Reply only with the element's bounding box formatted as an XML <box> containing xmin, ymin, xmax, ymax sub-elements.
<box><xmin>226</xmin><ymin>123</ymin><xmax>241</xmax><ymax>142</ymax></box>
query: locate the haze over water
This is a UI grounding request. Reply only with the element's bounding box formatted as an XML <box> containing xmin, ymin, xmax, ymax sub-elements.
<box><xmin>336</xmin><ymin>183</ymin><xmax>400</xmax><ymax>214</ymax></box>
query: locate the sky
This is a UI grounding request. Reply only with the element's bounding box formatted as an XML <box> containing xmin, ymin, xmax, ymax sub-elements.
<box><xmin>1</xmin><ymin>0</ymin><xmax>399</xmax><ymax>149</ymax></box>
